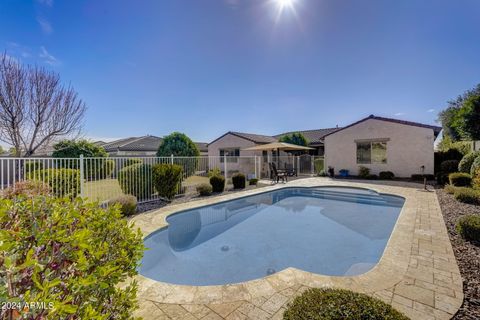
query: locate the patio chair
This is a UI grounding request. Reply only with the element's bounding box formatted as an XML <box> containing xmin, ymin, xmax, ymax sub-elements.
<box><xmin>270</xmin><ymin>162</ymin><xmax>287</xmax><ymax>183</ymax></box>
<box><xmin>284</xmin><ymin>163</ymin><xmax>297</xmax><ymax>177</ymax></box>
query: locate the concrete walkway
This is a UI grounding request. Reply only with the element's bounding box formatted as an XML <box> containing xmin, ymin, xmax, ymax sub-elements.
<box><xmin>130</xmin><ymin>178</ymin><xmax>463</xmax><ymax>320</ymax></box>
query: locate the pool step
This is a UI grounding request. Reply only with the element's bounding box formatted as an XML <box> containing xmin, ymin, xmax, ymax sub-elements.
<box><xmin>305</xmin><ymin>189</ymin><xmax>402</xmax><ymax>207</ymax></box>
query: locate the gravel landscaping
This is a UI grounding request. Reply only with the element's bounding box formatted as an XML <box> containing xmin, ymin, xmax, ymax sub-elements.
<box><xmin>436</xmin><ymin>189</ymin><xmax>480</xmax><ymax>319</ymax></box>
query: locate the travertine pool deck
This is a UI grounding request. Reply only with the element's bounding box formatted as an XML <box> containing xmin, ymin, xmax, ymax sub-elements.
<box><xmin>130</xmin><ymin>178</ymin><xmax>463</xmax><ymax>320</ymax></box>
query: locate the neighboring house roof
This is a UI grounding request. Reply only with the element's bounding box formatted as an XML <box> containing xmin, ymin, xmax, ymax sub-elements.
<box><xmin>274</xmin><ymin>128</ymin><xmax>341</xmax><ymax>146</ymax></box>
<box><xmin>195</xmin><ymin>142</ymin><xmax>209</xmax><ymax>153</ymax></box>
<box><xmin>209</xmin><ymin>131</ymin><xmax>278</xmax><ymax>146</ymax></box>
<box><xmin>93</xmin><ymin>140</ymin><xmax>106</xmax><ymax>146</ymax></box>
<box><xmin>102</xmin><ymin>135</ymin><xmax>208</xmax><ymax>153</ymax></box>
<box><xmin>323</xmin><ymin>115</ymin><xmax>442</xmax><ymax>138</ymax></box>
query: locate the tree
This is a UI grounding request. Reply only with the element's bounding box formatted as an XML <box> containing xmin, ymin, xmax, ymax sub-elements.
<box><xmin>157</xmin><ymin>132</ymin><xmax>200</xmax><ymax>157</ymax></box>
<box><xmin>436</xmin><ymin>135</ymin><xmax>471</xmax><ymax>155</ymax></box>
<box><xmin>0</xmin><ymin>53</ymin><xmax>86</xmax><ymax>157</ymax></box>
<box><xmin>438</xmin><ymin>84</ymin><xmax>480</xmax><ymax>141</ymax></box>
<box><xmin>0</xmin><ymin>145</ymin><xmax>3</xmax><ymax>154</ymax></box>
<box><xmin>279</xmin><ymin>132</ymin><xmax>309</xmax><ymax>146</ymax></box>
<box><xmin>52</xmin><ymin>139</ymin><xmax>107</xmax><ymax>158</ymax></box>
<box><xmin>462</xmin><ymin>94</ymin><xmax>480</xmax><ymax>140</ymax></box>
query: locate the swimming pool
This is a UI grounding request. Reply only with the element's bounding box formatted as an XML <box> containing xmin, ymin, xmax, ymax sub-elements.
<box><xmin>140</xmin><ymin>186</ymin><xmax>404</xmax><ymax>286</ymax></box>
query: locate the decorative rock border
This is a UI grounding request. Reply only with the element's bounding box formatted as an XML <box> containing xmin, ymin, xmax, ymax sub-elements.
<box><xmin>130</xmin><ymin>178</ymin><xmax>463</xmax><ymax>320</ymax></box>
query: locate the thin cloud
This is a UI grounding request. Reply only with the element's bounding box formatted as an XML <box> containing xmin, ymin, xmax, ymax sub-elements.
<box><xmin>37</xmin><ymin>17</ymin><xmax>53</xmax><ymax>34</ymax></box>
<box><xmin>37</xmin><ymin>0</ymin><xmax>53</xmax><ymax>7</ymax></box>
<box><xmin>427</xmin><ymin>108</ymin><xmax>435</xmax><ymax>113</ymax></box>
<box><xmin>39</xmin><ymin>46</ymin><xmax>60</xmax><ymax>65</ymax></box>
<box><xmin>6</xmin><ymin>42</ymin><xmax>31</xmax><ymax>58</ymax></box>
<box><xmin>394</xmin><ymin>112</ymin><xmax>405</xmax><ymax>116</ymax></box>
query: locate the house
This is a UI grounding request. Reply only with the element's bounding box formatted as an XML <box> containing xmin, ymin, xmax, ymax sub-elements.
<box><xmin>207</xmin><ymin>132</ymin><xmax>278</xmax><ymax>176</ymax></box>
<box><xmin>102</xmin><ymin>135</ymin><xmax>208</xmax><ymax>156</ymax></box>
<box><xmin>324</xmin><ymin>115</ymin><xmax>442</xmax><ymax>177</ymax></box>
<box><xmin>207</xmin><ymin>129</ymin><xmax>341</xmax><ymax>178</ymax></box>
<box><xmin>208</xmin><ymin>128</ymin><xmax>340</xmax><ymax>159</ymax></box>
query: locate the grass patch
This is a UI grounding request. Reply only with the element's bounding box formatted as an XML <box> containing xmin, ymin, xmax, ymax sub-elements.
<box><xmin>83</xmin><ymin>179</ymin><xmax>124</xmax><ymax>202</ymax></box>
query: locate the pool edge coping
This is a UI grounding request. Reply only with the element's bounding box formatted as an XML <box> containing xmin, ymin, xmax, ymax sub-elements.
<box><xmin>130</xmin><ymin>178</ymin><xmax>463</xmax><ymax>320</ymax></box>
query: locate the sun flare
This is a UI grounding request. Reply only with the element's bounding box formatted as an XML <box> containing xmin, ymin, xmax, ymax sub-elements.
<box><xmin>276</xmin><ymin>0</ymin><xmax>296</xmax><ymax>10</ymax></box>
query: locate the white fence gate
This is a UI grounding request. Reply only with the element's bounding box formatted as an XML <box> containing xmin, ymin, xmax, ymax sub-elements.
<box><xmin>0</xmin><ymin>155</ymin><xmax>324</xmax><ymax>203</ymax></box>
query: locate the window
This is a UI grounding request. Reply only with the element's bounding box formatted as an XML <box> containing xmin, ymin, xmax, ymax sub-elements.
<box><xmin>356</xmin><ymin>141</ymin><xmax>387</xmax><ymax>164</ymax></box>
<box><xmin>220</xmin><ymin>148</ymin><xmax>240</xmax><ymax>163</ymax></box>
<box><xmin>262</xmin><ymin>150</ymin><xmax>268</xmax><ymax>163</ymax></box>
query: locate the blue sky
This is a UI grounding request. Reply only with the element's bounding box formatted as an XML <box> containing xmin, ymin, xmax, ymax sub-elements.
<box><xmin>1</xmin><ymin>0</ymin><xmax>479</xmax><ymax>143</ymax></box>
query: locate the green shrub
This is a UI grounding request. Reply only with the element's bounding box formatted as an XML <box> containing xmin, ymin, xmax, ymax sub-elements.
<box><xmin>440</xmin><ymin>160</ymin><xmax>460</xmax><ymax>174</ymax></box>
<box><xmin>210</xmin><ymin>175</ymin><xmax>225</xmax><ymax>193</ymax></box>
<box><xmin>232</xmin><ymin>173</ymin><xmax>246</xmax><ymax>189</ymax></box>
<box><xmin>444</xmin><ymin>184</ymin><xmax>458</xmax><ymax>194</ymax></box>
<box><xmin>28</xmin><ymin>168</ymin><xmax>80</xmax><ymax>198</ymax></box>
<box><xmin>2</xmin><ymin>180</ymin><xmax>51</xmax><ymax>198</ymax></box>
<box><xmin>454</xmin><ymin>187</ymin><xmax>480</xmax><ymax>205</ymax></box>
<box><xmin>208</xmin><ymin>167</ymin><xmax>222</xmax><ymax>178</ymax></box>
<box><xmin>283</xmin><ymin>288</ymin><xmax>408</xmax><ymax>320</ymax></box>
<box><xmin>471</xmin><ymin>156</ymin><xmax>480</xmax><ymax>176</ymax></box>
<box><xmin>367</xmin><ymin>174</ymin><xmax>378</xmax><ymax>180</ymax></box>
<box><xmin>196</xmin><ymin>183</ymin><xmax>213</xmax><ymax>196</ymax></box>
<box><xmin>249</xmin><ymin>178</ymin><xmax>259</xmax><ymax>185</ymax></box>
<box><xmin>411</xmin><ymin>174</ymin><xmax>435</xmax><ymax>181</ymax></box>
<box><xmin>456</xmin><ymin>215</ymin><xmax>480</xmax><ymax>242</ymax></box>
<box><xmin>0</xmin><ymin>196</ymin><xmax>144</xmax><ymax>319</ymax></box>
<box><xmin>473</xmin><ymin>167</ymin><xmax>480</xmax><ymax>190</ymax></box>
<box><xmin>84</xmin><ymin>158</ymin><xmax>116</xmax><ymax>180</ymax></box>
<box><xmin>358</xmin><ymin>166</ymin><xmax>370</xmax><ymax>178</ymax></box>
<box><xmin>107</xmin><ymin>195</ymin><xmax>137</xmax><ymax>216</ymax></box>
<box><xmin>436</xmin><ymin>172</ymin><xmax>450</xmax><ymax>185</ymax></box>
<box><xmin>24</xmin><ymin>160</ymin><xmax>43</xmax><ymax>174</ymax></box>
<box><xmin>379</xmin><ymin>171</ymin><xmax>395</xmax><ymax>180</ymax></box>
<box><xmin>52</xmin><ymin>139</ymin><xmax>108</xmax><ymax>158</ymax></box>
<box><xmin>435</xmin><ymin>149</ymin><xmax>464</xmax><ymax>174</ymax></box>
<box><xmin>314</xmin><ymin>159</ymin><xmax>324</xmax><ymax>174</ymax></box>
<box><xmin>152</xmin><ymin>164</ymin><xmax>183</xmax><ymax>200</ymax></box>
<box><xmin>103</xmin><ymin>159</ymin><xmax>115</xmax><ymax>178</ymax></box>
<box><xmin>118</xmin><ymin>163</ymin><xmax>152</xmax><ymax>201</ymax></box>
<box><xmin>458</xmin><ymin>151</ymin><xmax>480</xmax><ymax>173</ymax></box>
<box><xmin>449</xmin><ymin>172</ymin><xmax>472</xmax><ymax>187</ymax></box>
<box><xmin>123</xmin><ymin>158</ymin><xmax>143</xmax><ymax>167</ymax></box>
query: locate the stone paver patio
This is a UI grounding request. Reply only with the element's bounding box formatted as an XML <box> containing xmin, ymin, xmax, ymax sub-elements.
<box><xmin>130</xmin><ymin>178</ymin><xmax>463</xmax><ymax>320</ymax></box>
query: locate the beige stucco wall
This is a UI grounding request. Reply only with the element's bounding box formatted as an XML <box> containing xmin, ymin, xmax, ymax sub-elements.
<box><xmin>207</xmin><ymin>133</ymin><xmax>262</xmax><ymax>177</ymax></box>
<box><xmin>324</xmin><ymin>118</ymin><xmax>435</xmax><ymax>177</ymax></box>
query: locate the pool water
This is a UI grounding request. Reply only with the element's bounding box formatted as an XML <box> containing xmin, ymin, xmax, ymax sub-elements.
<box><xmin>140</xmin><ymin>187</ymin><xmax>404</xmax><ymax>286</ymax></box>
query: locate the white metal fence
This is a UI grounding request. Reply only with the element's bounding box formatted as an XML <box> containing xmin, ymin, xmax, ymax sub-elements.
<box><xmin>0</xmin><ymin>155</ymin><xmax>324</xmax><ymax>203</ymax></box>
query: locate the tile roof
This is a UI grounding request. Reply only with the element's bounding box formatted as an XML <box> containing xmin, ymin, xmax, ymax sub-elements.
<box><xmin>322</xmin><ymin>115</ymin><xmax>443</xmax><ymax>138</ymax></box>
<box><xmin>274</xmin><ymin>128</ymin><xmax>341</xmax><ymax>145</ymax></box>
<box><xmin>194</xmin><ymin>142</ymin><xmax>209</xmax><ymax>152</ymax></box>
<box><xmin>230</xmin><ymin>132</ymin><xmax>278</xmax><ymax>143</ymax></box>
<box><xmin>209</xmin><ymin>131</ymin><xmax>278</xmax><ymax>145</ymax></box>
<box><xmin>102</xmin><ymin>135</ymin><xmax>208</xmax><ymax>153</ymax></box>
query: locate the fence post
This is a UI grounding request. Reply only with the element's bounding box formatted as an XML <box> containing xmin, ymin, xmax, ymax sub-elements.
<box><xmin>223</xmin><ymin>154</ymin><xmax>227</xmax><ymax>181</ymax></box>
<box><xmin>170</xmin><ymin>154</ymin><xmax>174</xmax><ymax>165</ymax></box>
<box><xmin>79</xmin><ymin>154</ymin><xmax>85</xmax><ymax>198</ymax></box>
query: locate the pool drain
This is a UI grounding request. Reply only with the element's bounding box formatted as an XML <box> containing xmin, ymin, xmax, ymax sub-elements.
<box><xmin>221</xmin><ymin>245</ymin><xmax>229</xmax><ymax>252</ymax></box>
<box><xmin>266</xmin><ymin>268</ymin><xmax>276</xmax><ymax>275</ymax></box>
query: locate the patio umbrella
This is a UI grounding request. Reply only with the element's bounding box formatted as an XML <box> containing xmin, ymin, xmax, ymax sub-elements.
<box><xmin>243</xmin><ymin>142</ymin><xmax>314</xmax><ymax>169</ymax></box>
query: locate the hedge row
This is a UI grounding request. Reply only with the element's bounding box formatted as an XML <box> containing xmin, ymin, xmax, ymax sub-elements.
<box><xmin>27</xmin><ymin>168</ymin><xmax>80</xmax><ymax>198</ymax></box>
